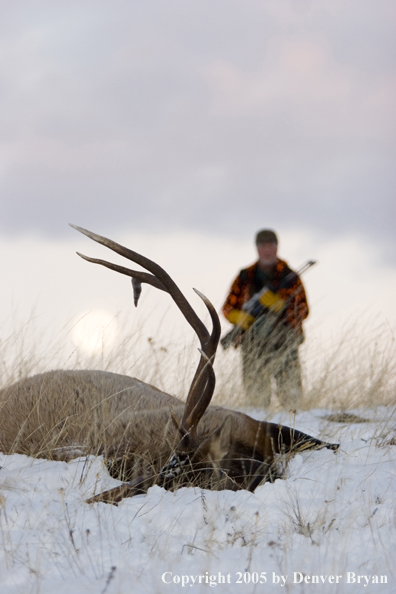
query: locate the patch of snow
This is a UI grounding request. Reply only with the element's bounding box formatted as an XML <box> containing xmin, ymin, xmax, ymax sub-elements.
<box><xmin>0</xmin><ymin>409</ymin><xmax>394</xmax><ymax>593</ymax></box>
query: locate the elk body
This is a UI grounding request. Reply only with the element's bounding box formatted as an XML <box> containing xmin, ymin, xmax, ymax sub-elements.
<box><xmin>0</xmin><ymin>226</ymin><xmax>338</xmax><ymax>503</ymax></box>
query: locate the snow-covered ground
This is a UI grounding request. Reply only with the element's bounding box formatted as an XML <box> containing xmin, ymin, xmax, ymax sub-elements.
<box><xmin>0</xmin><ymin>407</ymin><xmax>394</xmax><ymax>594</ymax></box>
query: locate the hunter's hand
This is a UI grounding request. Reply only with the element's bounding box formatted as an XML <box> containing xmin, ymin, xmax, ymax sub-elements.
<box><xmin>258</xmin><ymin>289</ymin><xmax>285</xmax><ymax>313</ymax></box>
<box><xmin>227</xmin><ymin>309</ymin><xmax>255</xmax><ymax>330</ymax></box>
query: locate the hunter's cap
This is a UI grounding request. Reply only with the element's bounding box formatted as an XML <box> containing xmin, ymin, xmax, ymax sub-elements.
<box><xmin>255</xmin><ymin>229</ymin><xmax>278</xmax><ymax>245</ymax></box>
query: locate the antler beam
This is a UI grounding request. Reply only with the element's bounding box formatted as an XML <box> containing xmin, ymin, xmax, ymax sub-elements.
<box><xmin>71</xmin><ymin>224</ymin><xmax>221</xmax><ymax>440</ymax></box>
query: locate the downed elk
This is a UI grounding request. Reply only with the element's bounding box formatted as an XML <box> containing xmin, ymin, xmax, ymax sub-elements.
<box><xmin>0</xmin><ymin>226</ymin><xmax>338</xmax><ymax>504</ymax></box>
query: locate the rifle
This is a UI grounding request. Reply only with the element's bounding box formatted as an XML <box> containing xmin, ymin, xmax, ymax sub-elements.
<box><xmin>220</xmin><ymin>260</ymin><xmax>316</xmax><ymax>350</ymax></box>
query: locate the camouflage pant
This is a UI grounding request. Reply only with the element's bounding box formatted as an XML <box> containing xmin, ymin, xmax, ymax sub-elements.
<box><xmin>241</xmin><ymin>316</ymin><xmax>303</xmax><ymax>408</ymax></box>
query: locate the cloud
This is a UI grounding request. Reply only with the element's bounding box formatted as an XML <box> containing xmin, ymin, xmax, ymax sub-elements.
<box><xmin>0</xmin><ymin>0</ymin><xmax>394</xmax><ymax>262</ymax></box>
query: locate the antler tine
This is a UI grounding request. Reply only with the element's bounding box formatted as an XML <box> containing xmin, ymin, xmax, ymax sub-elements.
<box><xmin>181</xmin><ymin>288</ymin><xmax>221</xmax><ymax>436</ymax></box>
<box><xmin>193</xmin><ymin>288</ymin><xmax>221</xmax><ymax>357</ymax></box>
<box><xmin>181</xmin><ymin>349</ymin><xmax>216</xmax><ymax>438</ymax></box>
<box><xmin>70</xmin><ymin>224</ymin><xmax>209</xmax><ymax>344</ymax></box>
<box><xmin>76</xmin><ymin>252</ymin><xmax>167</xmax><ymax>304</ymax></box>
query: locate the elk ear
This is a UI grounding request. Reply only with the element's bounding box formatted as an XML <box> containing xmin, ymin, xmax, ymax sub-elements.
<box><xmin>206</xmin><ymin>415</ymin><xmax>232</xmax><ymax>461</ymax></box>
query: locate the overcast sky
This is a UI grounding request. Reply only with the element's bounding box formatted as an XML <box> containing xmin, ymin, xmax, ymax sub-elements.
<box><xmin>1</xmin><ymin>0</ymin><xmax>395</xmax><ymax>258</ymax></box>
<box><xmin>0</xmin><ymin>1</ymin><xmax>395</xmax><ymax>379</ymax></box>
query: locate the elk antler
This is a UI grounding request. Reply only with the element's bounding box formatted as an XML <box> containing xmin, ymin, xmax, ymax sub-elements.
<box><xmin>70</xmin><ymin>224</ymin><xmax>220</xmax><ymax>442</ymax></box>
<box><xmin>181</xmin><ymin>289</ymin><xmax>220</xmax><ymax>438</ymax></box>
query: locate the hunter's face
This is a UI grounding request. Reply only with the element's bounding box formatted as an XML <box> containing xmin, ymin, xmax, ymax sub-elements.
<box><xmin>257</xmin><ymin>242</ymin><xmax>278</xmax><ymax>267</ymax></box>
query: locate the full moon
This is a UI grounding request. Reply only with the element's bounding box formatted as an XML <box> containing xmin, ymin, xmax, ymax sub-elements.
<box><xmin>71</xmin><ymin>309</ymin><xmax>119</xmax><ymax>355</ymax></box>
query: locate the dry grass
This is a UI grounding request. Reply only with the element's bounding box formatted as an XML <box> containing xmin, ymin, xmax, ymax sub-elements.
<box><xmin>300</xmin><ymin>318</ymin><xmax>395</xmax><ymax>410</ymax></box>
<box><xmin>0</xmin><ymin>309</ymin><xmax>195</xmax><ymax>395</ymax></box>
<box><xmin>0</xmin><ymin>313</ymin><xmax>395</xmax><ymax>465</ymax></box>
<box><xmin>214</xmin><ymin>319</ymin><xmax>396</xmax><ymax>414</ymax></box>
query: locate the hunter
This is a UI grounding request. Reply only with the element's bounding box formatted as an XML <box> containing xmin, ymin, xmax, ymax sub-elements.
<box><xmin>222</xmin><ymin>229</ymin><xmax>309</xmax><ymax>407</ymax></box>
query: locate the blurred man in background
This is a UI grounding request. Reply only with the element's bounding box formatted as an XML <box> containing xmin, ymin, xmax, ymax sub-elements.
<box><xmin>222</xmin><ymin>230</ymin><xmax>309</xmax><ymax>408</ymax></box>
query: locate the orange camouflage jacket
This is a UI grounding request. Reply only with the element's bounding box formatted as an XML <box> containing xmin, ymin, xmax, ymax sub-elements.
<box><xmin>222</xmin><ymin>259</ymin><xmax>309</xmax><ymax>335</ymax></box>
